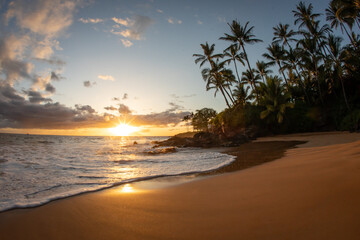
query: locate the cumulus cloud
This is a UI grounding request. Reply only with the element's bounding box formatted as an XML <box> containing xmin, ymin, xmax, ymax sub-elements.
<box><xmin>45</xmin><ymin>83</ymin><xmax>56</xmax><ymax>93</ymax></box>
<box><xmin>5</xmin><ymin>0</ymin><xmax>77</xmax><ymax>37</ymax></box>
<box><xmin>34</xmin><ymin>57</ymin><xmax>66</xmax><ymax>66</ymax></box>
<box><xmin>122</xmin><ymin>93</ymin><xmax>128</xmax><ymax>100</ymax></box>
<box><xmin>79</xmin><ymin>17</ymin><xmax>103</xmax><ymax>24</ymax></box>
<box><xmin>197</xmin><ymin>20</ymin><xmax>203</xmax><ymax>25</ymax></box>
<box><xmin>157</xmin><ymin>9</ymin><xmax>163</xmax><ymax>14</ymax></box>
<box><xmin>24</xmin><ymin>90</ymin><xmax>52</xmax><ymax>103</ymax></box>
<box><xmin>98</xmin><ymin>75</ymin><xmax>115</xmax><ymax>81</ymax></box>
<box><xmin>111</xmin><ymin>15</ymin><xmax>153</xmax><ymax>47</ymax></box>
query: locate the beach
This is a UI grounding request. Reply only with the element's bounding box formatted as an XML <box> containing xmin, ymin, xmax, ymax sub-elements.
<box><xmin>1</xmin><ymin>131</ymin><xmax>360</xmax><ymax>239</ymax></box>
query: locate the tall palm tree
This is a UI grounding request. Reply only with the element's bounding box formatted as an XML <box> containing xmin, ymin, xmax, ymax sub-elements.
<box><xmin>293</xmin><ymin>1</ymin><xmax>320</xmax><ymax>32</ymax></box>
<box><xmin>272</xmin><ymin>23</ymin><xmax>298</xmax><ymax>50</ymax></box>
<box><xmin>263</xmin><ymin>43</ymin><xmax>289</xmax><ymax>87</ymax></box>
<box><xmin>201</xmin><ymin>60</ymin><xmax>235</xmax><ymax>107</ymax></box>
<box><xmin>222</xmin><ymin>44</ymin><xmax>245</xmax><ymax>83</ymax></box>
<box><xmin>327</xmin><ymin>34</ymin><xmax>350</xmax><ymax>110</ymax></box>
<box><xmin>326</xmin><ymin>0</ymin><xmax>355</xmax><ymax>45</ymax></box>
<box><xmin>220</xmin><ymin>20</ymin><xmax>262</xmax><ymax>100</ymax></box>
<box><xmin>255</xmin><ymin>60</ymin><xmax>272</xmax><ymax>83</ymax></box>
<box><xmin>298</xmin><ymin>37</ymin><xmax>324</xmax><ymax>104</ymax></box>
<box><xmin>193</xmin><ymin>42</ymin><xmax>223</xmax><ymax>68</ymax></box>
<box><xmin>282</xmin><ymin>48</ymin><xmax>310</xmax><ymax>103</ymax></box>
<box><xmin>259</xmin><ymin>76</ymin><xmax>294</xmax><ymax>124</ymax></box>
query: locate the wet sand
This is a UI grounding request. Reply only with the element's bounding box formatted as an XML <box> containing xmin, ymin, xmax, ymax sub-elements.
<box><xmin>0</xmin><ymin>131</ymin><xmax>359</xmax><ymax>240</ymax></box>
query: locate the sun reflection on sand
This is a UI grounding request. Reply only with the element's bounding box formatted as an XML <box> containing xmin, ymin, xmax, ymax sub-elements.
<box><xmin>119</xmin><ymin>184</ymin><xmax>135</xmax><ymax>193</ymax></box>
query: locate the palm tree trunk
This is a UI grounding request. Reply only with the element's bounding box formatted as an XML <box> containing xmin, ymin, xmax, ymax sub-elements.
<box><xmin>314</xmin><ymin>62</ymin><xmax>324</xmax><ymax>105</ymax></box>
<box><xmin>338</xmin><ymin>73</ymin><xmax>350</xmax><ymax>111</ymax></box>
<box><xmin>277</xmin><ymin>61</ymin><xmax>289</xmax><ymax>87</ymax></box>
<box><xmin>241</xmin><ymin>44</ymin><xmax>259</xmax><ymax>102</ymax></box>
<box><xmin>233</xmin><ymin>59</ymin><xmax>241</xmax><ymax>84</ymax></box>
<box><xmin>294</xmin><ymin>65</ymin><xmax>310</xmax><ymax>103</ymax></box>
<box><xmin>224</xmin><ymin>87</ymin><xmax>235</xmax><ymax>105</ymax></box>
<box><xmin>219</xmin><ymin>87</ymin><xmax>231</xmax><ymax>108</ymax></box>
<box><xmin>341</xmin><ymin>23</ymin><xmax>357</xmax><ymax>48</ymax></box>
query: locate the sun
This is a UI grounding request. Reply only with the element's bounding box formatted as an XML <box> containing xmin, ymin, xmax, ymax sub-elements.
<box><xmin>108</xmin><ymin>123</ymin><xmax>139</xmax><ymax>136</ymax></box>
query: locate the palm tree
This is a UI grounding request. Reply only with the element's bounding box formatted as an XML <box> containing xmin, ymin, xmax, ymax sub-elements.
<box><xmin>326</xmin><ymin>1</ymin><xmax>355</xmax><ymax>44</ymax></box>
<box><xmin>193</xmin><ymin>42</ymin><xmax>223</xmax><ymax>68</ymax></box>
<box><xmin>326</xmin><ymin>34</ymin><xmax>350</xmax><ymax>110</ymax></box>
<box><xmin>233</xmin><ymin>83</ymin><xmax>252</xmax><ymax>106</ymax></box>
<box><xmin>220</xmin><ymin>20</ymin><xmax>262</xmax><ymax>100</ymax></box>
<box><xmin>272</xmin><ymin>23</ymin><xmax>298</xmax><ymax>50</ymax></box>
<box><xmin>201</xmin><ymin>60</ymin><xmax>235</xmax><ymax>107</ymax></box>
<box><xmin>263</xmin><ymin>43</ymin><xmax>289</xmax><ymax>87</ymax></box>
<box><xmin>222</xmin><ymin>44</ymin><xmax>244</xmax><ymax>83</ymax></box>
<box><xmin>259</xmin><ymin>76</ymin><xmax>294</xmax><ymax>124</ymax></box>
<box><xmin>241</xmin><ymin>69</ymin><xmax>261</xmax><ymax>94</ymax></box>
<box><xmin>293</xmin><ymin>1</ymin><xmax>320</xmax><ymax>32</ymax></box>
<box><xmin>255</xmin><ymin>61</ymin><xmax>272</xmax><ymax>83</ymax></box>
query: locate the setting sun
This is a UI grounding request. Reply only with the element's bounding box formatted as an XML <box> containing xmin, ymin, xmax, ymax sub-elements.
<box><xmin>108</xmin><ymin>123</ymin><xmax>139</xmax><ymax>136</ymax></box>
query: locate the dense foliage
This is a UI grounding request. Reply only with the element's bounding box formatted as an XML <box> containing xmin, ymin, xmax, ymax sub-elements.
<box><xmin>192</xmin><ymin>0</ymin><xmax>360</xmax><ymax>135</ymax></box>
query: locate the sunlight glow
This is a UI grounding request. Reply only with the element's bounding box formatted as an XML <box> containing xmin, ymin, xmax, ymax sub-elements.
<box><xmin>120</xmin><ymin>184</ymin><xmax>134</xmax><ymax>193</ymax></box>
<box><xmin>108</xmin><ymin>123</ymin><xmax>139</xmax><ymax>136</ymax></box>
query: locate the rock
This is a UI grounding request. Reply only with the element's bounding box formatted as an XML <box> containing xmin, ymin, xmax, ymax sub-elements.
<box><xmin>145</xmin><ymin>147</ymin><xmax>177</xmax><ymax>155</ymax></box>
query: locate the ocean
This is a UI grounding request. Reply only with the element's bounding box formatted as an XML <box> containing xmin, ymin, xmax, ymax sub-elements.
<box><xmin>0</xmin><ymin>133</ymin><xmax>235</xmax><ymax>212</ymax></box>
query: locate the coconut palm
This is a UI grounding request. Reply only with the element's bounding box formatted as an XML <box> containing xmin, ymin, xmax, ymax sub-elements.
<box><xmin>326</xmin><ymin>34</ymin><xmax>350</xmax><ymax>110</ymax></box>
<box><xmin>233</xmin><ymin>83</ymin><xmax>252</xmax><ymax>106</ymax></box>
<box><xmin>293</xmin><ymin>1</ymin><xmax>320</xmax><ymax>31</ymax></box>
<box><xmin>326</xmin><ymin>0</ymin><xmax>356</xmax><ymax>45</ymax></box>
<box><xmin>220</xmin><ymin>20</ymin><xmax>262</xmax><ymax>92</ymax></box>
<box><xmin>255</xmin><ymin>61</ymin><xmax>272</xmax><ymax>83</ymax></box>
<box><xmin>259</xmin><ymin>76</ymin><xmax>294</xmax><ymax>124</ymax></box>
<box><xmin>222</xmin><ymin>44</ymin><xmax>245</xmax><ymax>83</ymax></box>
<box><xmin>272</xmin><ymin>23</ymin><xmax>298</xmax><ymax>50</ymax></box>
<box><xmin>263</xmin><ymin>43</ymin><xmax>289</xmax><ymax>87</ymax></box>
<box><xmin>193</xmin><ymin>42</ymin><xmax>223</xmax><ymax>68</ymax></box>
<box><xmin>201</xmin><ymin>60</ymin><xmax>235</xmax><ymax>107</ymax></box>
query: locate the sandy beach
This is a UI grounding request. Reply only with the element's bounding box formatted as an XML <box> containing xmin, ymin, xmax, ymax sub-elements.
<box><xmin>1</xmin><ymin>131</ymin><xmax>360</xmax><ymax>240</ymax></box>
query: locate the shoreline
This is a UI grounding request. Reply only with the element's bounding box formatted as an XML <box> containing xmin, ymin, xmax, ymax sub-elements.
<box><xmin>0</xmin><ymin>138</ymin><xmax>303</xmax><ymax>213</ymax></box>
<box><xmin>1</xmin><ymin>131</ymin><xmax>359</xmax><ymax>239</ymax></box>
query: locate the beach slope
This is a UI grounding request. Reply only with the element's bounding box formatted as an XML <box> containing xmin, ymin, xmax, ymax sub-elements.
<box><xmin>0</xmin><ymin>132</ymin><xmax>359</xmax><ymax>240</ymax></box>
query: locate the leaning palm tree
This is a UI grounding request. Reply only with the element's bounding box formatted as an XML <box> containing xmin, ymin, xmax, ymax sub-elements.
<box><xmin>222</xmin><ymin>44</ymin><xmax>245</xmax><ymax>83</ymax></box>
<box><xmin>220</xmin><ymin>20</ymin><xmax>262</xmax><ymax>95</ymax></box>
<box><xmin>272</xmin><ymin>23</ymin><xmax>298</xmax><ymax>50</ymax></box>
<box><xmin>326</xmin><ymin>0</ymin><xmax>356</xmax><ymax>46</ymax></box>
<box><xmin>255</xmin><ymin>61</ymin><xmax>272</xmax><ymax>83</ymax></box>
<box><xmin>263</xmin><ymin>43</ymin><xmax>289</xmax><ymax>87</ymax></box>
<box><xmin>201</xmin><ymin>60</ymin><xmax>235</xmax><ymax>108</ymax></box>
<box><xmin>241</xmin><ymin>69</ymin><xmax>261</xmax><ymax>96</ymax></box>
<box><xmin>259</xmin><ymin>76</ymin><xmax>294</xmax><ymax>124</ymax></box>
<box><xmin>193</xmin><ymin>42</ymin><xmax>223</xmax><ymax>68</ymax></box>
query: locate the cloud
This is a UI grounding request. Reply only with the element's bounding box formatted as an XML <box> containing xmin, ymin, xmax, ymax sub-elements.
<box><xmin>112</xmin><ymin>17</ymin><xmax>130</xmax><ymax>26</ymax></box>
<box><xmin>83</xmin><ymin>80</ymin><xmax>96</xmax><ymax>88</ymax></box>
<box><xmin>5</xmin><ymin>0</ymin><xmax>77</xmax><ymax>37</ymax></box>
<box><xmin>104</xmin><ymin>106</ymin><xmax>117</xmax><ymax>111</ymax></box>
<box><xmin>111</xmin><ymin>15</ymin><xmax>153</xmax><ymax>47</ymax></box>
<box><xmin>98</xmin><ymin>75</ymin><xmax>115</xmax><ymax>81</ymax></box>
<box><xmin>112</xmin><ymin>97</ymin><xmax>120</xmax><ymax>101</ymax></box>
<box><xmin>197</xmin><ymin>20</ymin><xmax>203</xmax><ymax>25</ymax></box>
<box><xmin>168</xmin><ymin>18</ymin><xmax>182</xmax><ymax>25</ymax></box>
<box><xmin>51</xmin><ymin>71</ymin><xmax>64</xmax><ymax>81</ymax></box>
<box><xmin>79</xmin><ymin>17</ymin><xmax>103</xmax><ymax>24</ymax></box>
<box><xmin>45</xmin><ymin>83</ymin><xmax>56</xmax><ymax>93</ymax></box>
<box><xmin>34</xmin><ymin>57</ymin><xmax>66</xmax><ymax>66</ymax></box>
<box><xmin>122</xmin><ymin>93</ymin><xmax>128</xmax><ymax>100</ymax></box>
<box><xmin>157</xmin><ymin>9</ymin><xmax>163</xmax><ymax>13</ymax></box>
<box><xmin>0</xmin><ymin>85</ymin><xmax>111</xmax><ymax>129</ymax></box>
<box><xmin>218</xmin><ymin>16</ymin><xmax>226</xmax><ymax>23</ymax></box>
<box><xmin>118</xmin><ymin>103</ymin><xmax>132</xmax><ymax>115</ymax></box>
<box><xmin>121</xmin><ymin>39</ymin><xmax>133</xmax><ymax>47</ymax></box>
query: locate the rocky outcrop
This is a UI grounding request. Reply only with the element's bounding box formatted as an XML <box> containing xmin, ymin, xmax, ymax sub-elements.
<box><xmin>154</xmin><ymin>130</ymin><xmax>253</xmax><ymax>148</ymax></box>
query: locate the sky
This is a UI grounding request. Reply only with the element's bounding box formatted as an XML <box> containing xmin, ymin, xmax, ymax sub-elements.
<box><xmin>0</xmin><ymin>0</ymin><xmax>333</xmax><ymax>136</ymax></box>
